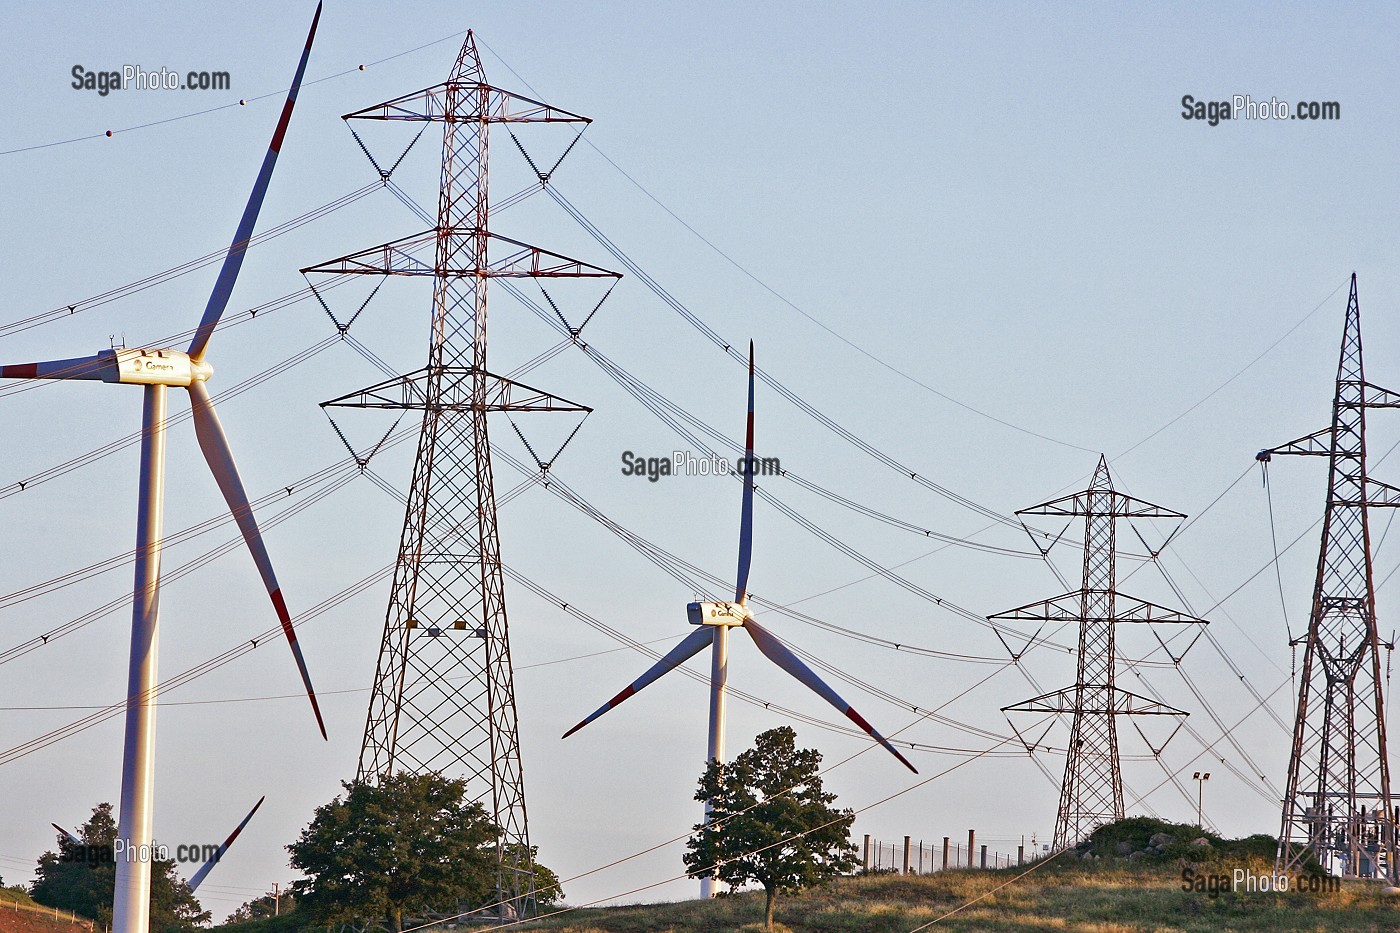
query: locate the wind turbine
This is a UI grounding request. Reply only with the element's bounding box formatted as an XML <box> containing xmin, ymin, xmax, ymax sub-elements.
<box><xmin>3</xmin><ymin>7</ymin><xmax>325</xmax><ymax>932</ymax></box>
<box><xmin>563</xmin><ymin>342</ymin><xmax>916</xmax><ymax>897</ymax></box>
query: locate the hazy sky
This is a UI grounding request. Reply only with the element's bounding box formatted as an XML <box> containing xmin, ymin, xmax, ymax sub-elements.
<box><xmin>3</xmin><ymin>0</ymin><xmax>1400</xmax><ymax>917</ymax></box>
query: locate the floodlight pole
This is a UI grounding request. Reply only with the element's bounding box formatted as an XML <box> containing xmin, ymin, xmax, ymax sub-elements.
<box><xmin>113</xmin><ymin>385</ymin><xmax>167</xmax><ymax>933</ymax></box>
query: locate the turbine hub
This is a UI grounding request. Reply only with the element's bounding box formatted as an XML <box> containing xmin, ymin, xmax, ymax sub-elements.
<box><xmin>687</xmin><ymin>600</ymin><xmax>751</xmax><ymax>627</ymax></box>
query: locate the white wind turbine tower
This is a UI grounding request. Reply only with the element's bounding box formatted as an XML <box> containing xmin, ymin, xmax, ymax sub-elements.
<box><xmin>564</xmin><ymin>343</ymin><xmax>916</xmax><ymax>898</ymax></box>
<box><xmin>2</xmin><ymin>7</ymin><xmax>326</xmax><ymax>933</ymax></box>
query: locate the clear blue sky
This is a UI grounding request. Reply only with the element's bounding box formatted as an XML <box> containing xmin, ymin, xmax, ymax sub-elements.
<box><xmin>2</xmin><ymin>0</ymin><xmax>1399</xmax><ymax>916</ymax></box>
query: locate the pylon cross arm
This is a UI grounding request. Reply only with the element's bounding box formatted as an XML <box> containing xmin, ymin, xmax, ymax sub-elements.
<box><xmin>1258</xmin><ymin>427</ymin><xmax>1331</xmax><ymax>459</ymax></box>
<box><xmin>1003</xmin><ymin>685</ymin><xmax>1188</xmax><ymax>717</ymax></box>
<box><xmin>1354</xmin><ymin>478</ymin><xmax>1400</xmax><ymax>508</ymax></box>
<box><xmin>1017</xmin><ymin>490</ymin><xmax>1184</xmax><ymax>520</ymax></box>
<box><xmin>989</xmin><ymin>590</ymin><xmax>1207</xmax><ymax>625</ymax></box>
<box><xmin>321</xmin><ymin>367</ymin><xmax>591</xmax><ymax>413</ymax></box>
<box><xmin>300</xmin><ymin>231</ymin><xmax>437</xmax><ymax>276</ymax></box>
<box><xmin>300</xmin><ymin>230</ymin><xmax>621</xmax><ymax>280</ymax></box>
<box><xmin>342</xmin><ymin>83</ymin><xmax>590</xmax><ymax>125</ymax></box>
<box><xmin>1361</xmin><ymin>382</ymin><xmax>1400</xmax><ymax>408</ymax></box>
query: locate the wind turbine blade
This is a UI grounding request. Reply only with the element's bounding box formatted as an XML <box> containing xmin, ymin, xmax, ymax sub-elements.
<box><xmin>563</xmin><ymin>626</ymin><xmax>714</xmax><ymax>739</ymax></box>
<box><xmin>734</xmin><ymin>341</ymin><xmax>756</xmax><ymax>603</ymax></box>
<box><xmin>1</xmin><ymin>354</ymin><xmax>111</xmax><ymax>381</ymax></box>
<box><xmin>51</xmin><ymin>823</ymin><xmax>81</xmax><ymax>846</ymax></box>
<box><xmin>743</xmin><ymin>619</ymin><xmax>918</xmax><ymax>773</ymax></box>
<box><xmin>188</xmin><ymin>380</ymin><xmax>326</xmax><ymax>739</ymax></box>
<box><xmin>186</xmin><ymin>795</ymin><xmax>265</xmax><ymax>893</ymax></box>
<box><xmin>187</xmin><ymin>2</ymin><xmax>322</xmax><ymax>362</ymax></box>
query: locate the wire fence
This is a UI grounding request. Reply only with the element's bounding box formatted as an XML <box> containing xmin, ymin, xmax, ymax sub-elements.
<box><xmin>859</xmin><ymin>833</ymin><xmax>1029</xmax><ymax>874</ymax></box>
<box><xmin>0</xmin><ymin>898</ymin><xmax>94</xmax><ymax>929</ymax></box>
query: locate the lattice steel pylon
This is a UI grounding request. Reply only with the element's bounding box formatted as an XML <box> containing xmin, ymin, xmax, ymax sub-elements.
<box><xmin>1259</xmin><ymin>273</ymin><xmax>1399</xmax><ymax>882</ymax></box>
<box><xmin>996</xmin><ymin>457</ymin><xmax>1202</xmax><ymax>849</ymax></box>
<box><xmin>302</xmin><ymin>33</ymin><xmax>619</xmax><ymax>917</ymax></box>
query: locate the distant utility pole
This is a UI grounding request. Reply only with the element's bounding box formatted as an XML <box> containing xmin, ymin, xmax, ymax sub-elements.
<box><xmin>996</xmin><ymin>457</ymin><xmax>1204</xmax><ymax>849</ymax></box>
<box><xmin>1260</xmin><ymin>273</ymin><xmax>1398</xmax><ymax>882</ymax></box>
<box><xmin>303</xmin><ymin>32</ymin><xmax>618</xmax><ymax>918</ymax></box>
<box><xmin>1192</xmin><ymin>771</ymin><xmax>1209</xmax><ymax>829</ymax></box>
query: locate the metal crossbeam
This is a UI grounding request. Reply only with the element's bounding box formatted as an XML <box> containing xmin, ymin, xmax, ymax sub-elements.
<box><xmin>321</xmin><ymin>367</ymin><xmax>591</xmax><ymax>414</ymax></box>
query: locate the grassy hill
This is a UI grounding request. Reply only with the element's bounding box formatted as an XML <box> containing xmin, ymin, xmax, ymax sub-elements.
<box><xmin>515</xmin><ymin>861</ymin><xmax>1398</xmax><ymax>932</ymax></box>
<box><xmin>512</xmin><ymin>818</ymin><xmax>1400</xmax><ymax>932</ymax></box>
<box><xmin>0</xmin><ymin>887</ymin><xmax>92</xmax><ymax>933</ymax></box>
<box><xmin>205</xmin><ymin>819</ymin><xmax>1400</xmax><ymax>932</ymax></box>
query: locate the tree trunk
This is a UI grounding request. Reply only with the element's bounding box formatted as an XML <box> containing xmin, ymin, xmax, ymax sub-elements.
<box><xmin>387</xmin><ymin>904</ymin><xmax>403</xmax><ymax>933</ymax></box>
<box><xmin>764</xmin><ymin>884</ymin><xmax>776</xmax><ymax>931</ymax></box>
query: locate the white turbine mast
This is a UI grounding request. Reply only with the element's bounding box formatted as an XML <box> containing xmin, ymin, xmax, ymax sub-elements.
<box><xmin>3</xmin><ymin>7</ymin><xmax>327</xmax><ymax>932</ymax></box>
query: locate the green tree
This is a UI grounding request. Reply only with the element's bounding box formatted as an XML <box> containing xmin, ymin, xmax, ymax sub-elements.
<box><xmin>289</xmin><ymin>772</ymin><xmax>558</xmax><ymax>931</ymax></box>
<box><xmin>30</xmin><ymin>803</ymin><xmax>209</xmax><ymax>932</ymax></box>
<box><xmin>684</xmin><ymin>726</ymin><xmax>858</xmax><ymax>931</ymax></box>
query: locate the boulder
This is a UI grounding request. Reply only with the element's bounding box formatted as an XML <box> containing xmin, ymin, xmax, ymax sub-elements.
<box><xmin>1148</xmin><ymin>832</ymin><xmax>1175</xmax><ymax>848</ymax></box>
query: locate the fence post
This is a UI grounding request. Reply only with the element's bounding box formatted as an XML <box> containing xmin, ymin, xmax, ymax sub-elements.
<box><xmin>980</xmin><ymin>844</ymin><xmax>988</xmax><ymax>869</ymax></box>
<box><xmin>902</xmin><ymin>835</ymin><xmax>912</xmax><ymax>875</ymax></box>
<box><xmin>1018</xmin><ymin>844</ymin><xmax>1025</xmax><ymax>866</ymax></box>
<box><xmin>942</xmin><ymin>836</ymin><xmax>950</xmax><ymax>871</ymax></box>
<box><xmin>968</xmin><ymin>830</ymin><xmax>975</xmax><ymax>868</ymax></box>
<box><xmin>863</xmin><ymin>833</ymin><xmax>871</xmax><ymax>871</ymax></box>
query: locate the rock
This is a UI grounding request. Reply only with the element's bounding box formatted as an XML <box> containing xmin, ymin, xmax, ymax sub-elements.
<box><xmin>1189</xmin><ymin>837</ymin><xmax>1212</xmax><ymax>848</ymax></box>
<box><xmin>1127</xmin><ymin>850</ymin><xmax>1146</xmax><ymax>861</ymax></box>
<box><xmin>1381</xmin><ymin>886</ymin><xmax>1400</xmax><ymax>897</ymax></box>
<box><xmin>1114</xmin><ymin>841</ymin><xmax>1133</xmax><ymax>856</ymax></box>
<box><xmin>1149</xmin><ymin>832</ymin><xmax>1176</xmax><ymax>848</ymax></box>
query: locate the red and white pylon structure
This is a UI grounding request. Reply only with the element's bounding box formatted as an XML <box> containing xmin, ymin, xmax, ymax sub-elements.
<box><xmin>2</xmin><ymin>8</ymin><xmax>326</xmax><ymax>932</ymax></box>
<box><xmin>563</xmin><ymin>343</ymin><xmax>916</xmax><ymax>898</ymax></box>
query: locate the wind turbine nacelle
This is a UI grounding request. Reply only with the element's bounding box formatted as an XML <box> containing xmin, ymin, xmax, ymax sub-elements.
<box><xmin>100</xmin><ymin>348</ymin><xmax>211</xmax><ymax>387</ymax></box>
<box><xmin>687</xmin><ymin>601</ymin><xmax>750</xmax><ymax>627</ymax></box>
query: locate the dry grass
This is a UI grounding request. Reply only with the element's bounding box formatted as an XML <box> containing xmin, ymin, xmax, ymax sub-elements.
<box><xmin>515</xmin><ymin>860</ymin><xmax>1400</xmax><ymax>932</ymax></box>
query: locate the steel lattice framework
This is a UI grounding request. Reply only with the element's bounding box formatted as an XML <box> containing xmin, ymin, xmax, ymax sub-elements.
<box><xmin>303</xmin><ymin>33</ymin><xmax>618</xmax><ymax>917</ymax></box>
<box><xmin>997</xmin><ymin>457</ymin><xmax>1203</xmax><ymax>849</ymax></box>
<box><xmin>1261</xmin><ymin>273</ymin><xmax>1399</xmax><ymax>881</ymax></box>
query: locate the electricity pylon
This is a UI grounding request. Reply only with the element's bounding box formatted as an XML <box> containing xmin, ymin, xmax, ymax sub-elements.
<box><xmin>1260</xmin><ymin>273</ymin><xmax>1398</xmax><ymax>881</ymax></box>
<box><xmin>303</xmin><ymin>33</ymin><xmax>619</xmax><ymax>917</ymax></box>
<box><xmin>996</xmin><ymin>457</ymin><xmax>1202</xmax><ymax>848</ymax></box>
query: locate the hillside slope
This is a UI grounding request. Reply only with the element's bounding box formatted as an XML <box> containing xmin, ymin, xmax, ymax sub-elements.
<box><xmin>0</xmin><ymin>890</ymin><xmax>92</xmax><ymax>933</ymax></box>
<box><xmin>519</xmin><ymin>863</ymin><xmax>1400</xmax><ymax>933</ymax></box>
